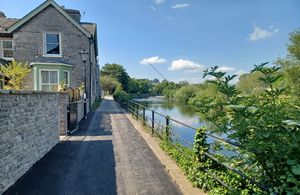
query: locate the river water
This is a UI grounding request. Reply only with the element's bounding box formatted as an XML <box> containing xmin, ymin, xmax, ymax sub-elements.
<box><xmin>134</xmin><ymin>96</ymin><xmax>216</xmax><ymax>147</ymax></box>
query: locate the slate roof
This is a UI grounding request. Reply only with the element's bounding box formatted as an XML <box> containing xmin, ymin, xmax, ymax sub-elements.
<box><xmin>0</xmin><ymin>17</ymin><xmax>19</xmax><ymax>33</ymax></box>
<box><xmin>81</xmin><ymin>22</ymin><xmax>96</xmax><ymax>36</ymax></box>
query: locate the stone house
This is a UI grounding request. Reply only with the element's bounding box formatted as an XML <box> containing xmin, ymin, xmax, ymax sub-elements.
<box><xmin>0</xmin><ymin>0</ymin><xmax>100</xmax><ymax>107</ymax></box>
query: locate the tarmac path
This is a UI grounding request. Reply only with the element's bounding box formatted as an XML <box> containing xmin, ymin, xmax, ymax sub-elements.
<box><xmin>4</xmin><ymin>98</ymin><xmax>182</xmax><ymax>195</ymax></box>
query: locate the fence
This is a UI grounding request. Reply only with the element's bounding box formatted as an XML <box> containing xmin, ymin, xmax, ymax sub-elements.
<box><xmin>119</xmin><ymin>99</ymin><xmax>269</xmax><ymax>193</ymax></box>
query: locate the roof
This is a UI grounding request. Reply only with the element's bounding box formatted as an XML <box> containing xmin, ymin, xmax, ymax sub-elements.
<box><xmin>81</xmin><ymin>22</ymin><xmax>98</xmax><ymax>56</ymax></box>
<box><xmin>5</xmin><ymin>0</ymin><xmax>91</xmax><ymax>38</ymax></box>
<box><xmin>81</xmin><ymin>22</ymin><xmax>96</xmax><ymax>36</ymax></box>
<box><xmin>0</xmin><ymin>17</ymin><xmax>19</xmax><ymax>33</ymax></box>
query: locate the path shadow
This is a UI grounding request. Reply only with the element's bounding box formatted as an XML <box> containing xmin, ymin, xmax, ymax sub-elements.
<box><xmin>4</xmin><ymin>110</ymin><xmax>117</xmax><ymax>195</ymax></box>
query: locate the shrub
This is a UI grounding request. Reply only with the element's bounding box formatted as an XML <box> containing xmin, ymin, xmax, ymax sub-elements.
<box><xmin>0</xmin><ymin>60</ymin><xmax>30</xmax><ymax>90</ymax></box>
<box><xmin>113</xmin><ymin>86</ymin><xmax>130</xmax><ymax>103</ymax></box>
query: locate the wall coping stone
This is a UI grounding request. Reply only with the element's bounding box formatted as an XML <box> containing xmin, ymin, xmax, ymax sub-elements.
<box><xmin>0</xmin><ymin>90</ymin><xmax>69</xmax><ymax>95</ymax></box>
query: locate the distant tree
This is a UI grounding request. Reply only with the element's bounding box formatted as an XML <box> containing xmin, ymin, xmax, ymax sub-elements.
<box><xmin>152</xmin><ymin>78</ymin><xmax>160</xmax><ymax>83</ymax></box>
<box><xmin>128</xmin><ymin>78</ymin><xmax>153</xmax><ymax>95</ymax></box>
<box><xmin>100</xmin><ymin>75</ymin><xmax>121</xmax><ymax>95</ymax></box>
<box><xmin>276</xmin><ymin>31</ymin><xmax>300</xmax><ymax>96</ymax></box>
<box><xmin>101</xmin><ymin>63</ymin><xmax>130</xmax><ymax>91</ymax></box>
<box><xmin>0</xmin><ymin>60</ymin><xmax>30</xmax><ymax>90</ymax></box>
<box><xmin>236</xmin><ymin>71</ymin><xmax>267</xmax><ymax>95</ymax></box>
<box><xmin>153</xmin><ymin>80</ymin><xmax>178</xmax><ymax>96</ymax></box>
<box><xmin>174</xmin><ymin>84</ymin><xmax>198</xmax><ymax>103</ymax></box>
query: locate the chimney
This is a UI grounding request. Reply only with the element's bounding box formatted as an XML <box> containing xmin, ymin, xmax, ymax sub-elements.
<box><xmin>65</xmin><ymin>9</ymin><xmax>81</xmax><ymax>23</ymax></box>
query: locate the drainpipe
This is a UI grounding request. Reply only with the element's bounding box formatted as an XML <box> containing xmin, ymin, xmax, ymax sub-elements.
<box><xmin>88</xmin><ymin>37</ymin><xmax>93</xmax><ymax>110</ymax></box>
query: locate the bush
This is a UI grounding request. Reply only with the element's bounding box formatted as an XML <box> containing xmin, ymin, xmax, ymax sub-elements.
<box><xmin>0</xmin><ymin>60</ymin><xmax>30</xmax><ymax>90</ymax></box>
<box><xmin>113</xmin><ymin>86</ymin><xmax>130</xmax><ymax>103</ymax></box>
<box><xmin>173</xmin><ymin>85</ymin><xmax>199</xmax><ymax>103</ymax></box>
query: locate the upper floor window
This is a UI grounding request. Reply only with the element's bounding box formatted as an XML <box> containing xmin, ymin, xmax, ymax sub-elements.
<box><xmin>44</xmin><ymin>32</ymin><xmax>62</xmax><ymax>57</ymax></box>
<box><xmin>2</xmin><ymin>40</ymin><xmax>13</xmax><ymax>60</ymax></box>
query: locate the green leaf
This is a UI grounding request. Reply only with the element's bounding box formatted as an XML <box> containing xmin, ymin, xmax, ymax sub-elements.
<box><xmin>292</xmin><ymin>164</ymin><xmax>300</xmax><ymax>175</ymax></box>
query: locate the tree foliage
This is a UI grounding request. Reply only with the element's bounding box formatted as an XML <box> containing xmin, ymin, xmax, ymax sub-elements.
<box><xmin>173</xmin><ymin>84</ymin><xmax>199</xmax><ymax>103</ymax></box>
<box><xmin>100</xmin><ymin>75</ymin><xmax>121</xmax><ymax>95</ymax></box>
<box><xmin>0</xmin><ymin>60</ymin><xmax>30</xmax><ymax>90</ymax></box>
<box><xmin>276</xmin><ymin>31</ymin><xmax>300</xmax><ymax>97</ymax></box>
<box><xmin>128</xmin><ymin>78</ymin><xmax>153</xmax><ymax>95</ymax></box>
<box><xmin>196</xmin><ymin>63</ymin><xmax>300</xmax><ymax>194</ymax></box>
<box><xmin>101</xmin><ymin>63</ymin><xmax>130</xmax><ymax>91</ymax></box>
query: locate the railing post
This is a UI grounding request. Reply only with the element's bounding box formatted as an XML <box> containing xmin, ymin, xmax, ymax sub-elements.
<box><xmin>142</xmin><ymin>107</ymin><xmax>146</xmax><ymax>124</ymax></box>
<box><xmin>166</xmin><ymin>115</ymin><xmax>170</xmax><ymax>139</ymax></box>
<box><xmin>129</xmin><ymin>101</ymin><xmax>132</xmax><ymax>114</ymax></box>
<box><xmin>125</xmin><ymin>100</ymin><xmax>128</xmax><ymax>112</ymax></box>
<box><xmin>151</xmin><ymin>110</ymin><xmax>154</xmax><ymax>135</ymax></box>
<box><xmin>136</xmin><ymin>103</ymin><xmax>139</xmax><ymax>120</ymax></box>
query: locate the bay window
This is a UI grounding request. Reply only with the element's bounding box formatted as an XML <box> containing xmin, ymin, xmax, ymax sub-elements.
<box><xmin>40</xmin><ymin>70</ymin><xmax>59</xmax><ymax>91</ymax></box>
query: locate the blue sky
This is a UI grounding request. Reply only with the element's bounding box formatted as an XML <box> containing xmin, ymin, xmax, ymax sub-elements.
<box><xmin>1</xmin><ymin>0</ymin><xmax>300</xmax><ymax>83</ymax></box>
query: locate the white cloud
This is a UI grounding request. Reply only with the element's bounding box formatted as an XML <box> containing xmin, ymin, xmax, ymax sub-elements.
<box><xmin>140</xmin><ymin>56</ymin><xmax>167</xmax><ymax>65</ymax></box>
<box><xmin>168</xmin><ymin>59</ymin><xmax>204</xmax><ymax>71</ymax></box>
<box><xmin>230</xmin><ymin>70</ymin><xmax>246</xmax><ymax>84</ymax></box>
<box><xmin>216</xmin><ymin>66</ymin><xmax>236</xmax><ymax>72</ymax></box>
<box><xmin>249</xmin><ymin>26</ymin><xmax>279</xmax><ymax>41</ymax></box>
<box><xmin>171</xmin><ymin>3</ymin><xmax>190</xmax><ymax>9</ymax></box>
<box><xmin>156</xmin><ymin>0</ymin><xmax>165</xmax><ymax>4</ymax></box>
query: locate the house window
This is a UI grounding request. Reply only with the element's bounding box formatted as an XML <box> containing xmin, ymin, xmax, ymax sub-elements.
<box><xmin>44</xmin><ymin>33</ymin><xmax>61</xmax><ymax>56</ymax></box>
<box><xmin>63</xmin><ymin>71</ymin><xmax>70</xmax><ymax>87</ymax></box>
<box><xmin>40</xmin><ymin>70</ymin><xmax>59</xmax><ymax>91</ymax></box>
<box><xmin>2</xmin><ymin>40</ymin><xmax>13</xmax><ymax>59</ymax></box>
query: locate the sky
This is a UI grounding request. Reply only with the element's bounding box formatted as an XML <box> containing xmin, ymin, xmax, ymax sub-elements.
<box><xmin>1</xmin><ymin>0</ymin><xmax>300</xmax><ymax>83</ymax></box>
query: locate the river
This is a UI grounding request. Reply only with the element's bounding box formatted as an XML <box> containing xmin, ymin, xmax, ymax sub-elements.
<box><xmin>133</xmin><ymin>96</ymin><xmax>217</xmax><ymax>147</ymax></box>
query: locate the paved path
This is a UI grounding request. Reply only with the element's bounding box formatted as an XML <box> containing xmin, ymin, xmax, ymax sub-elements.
<box><xmin>4</xmin><ymin>98</ymin><xmax>182</xmax><ymax>195</ymax></box>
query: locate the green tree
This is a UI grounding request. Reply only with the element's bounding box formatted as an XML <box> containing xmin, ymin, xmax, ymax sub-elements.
<box><xmin>236</xmin><ymin>71</ymin><xmax>267</xmax><ymax>95</ymax></box>
<box><xmin>128</xmin><ymin>78</ymin><xmax>151</xmax><ymax>94</ymax></box>
<box><xmin>173</xmin><ymin>84</ymin><xmax>199</xmax><ymax>103</ymax></box>
<box><xmin>276</xmin><ymin>31</ymin><xmax>300</xmax><ymax>96</ymax></box>
<box><xmin>101</xmin><ymin>63</ymin><xmax>130</xmax><ymax>91</ymax></box>
<box><xmin>0</xmin><ymin>60</ymin><xmax>30</xmax><ymax>90</ymax></box>
<box><xmin>199</xmin><ymin>64</ymin><xmax>300</xmax><ymax>193</ymax></box>
<box><xmin>100</xmin><ymin>75</ymin><xmax>121</xmax><ymax>95</ymax></box>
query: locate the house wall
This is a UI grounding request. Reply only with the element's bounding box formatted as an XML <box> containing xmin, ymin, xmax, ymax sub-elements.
<box><xmin>77</xmin><ymin>100</ymin><xmax>84</xmax><ymax>124</ymax></box>
<box><xmin>0</xmin><ymin>90</ymin><xmax>61</xmax><ymax>194</ymax></box>
<box><xmin>13</xmin><ymin>5</ymin><xmax>91</xmax><ymax>95</ymax></box>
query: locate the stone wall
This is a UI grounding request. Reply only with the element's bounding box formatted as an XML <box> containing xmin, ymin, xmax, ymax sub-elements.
<box><xmin>77</xmin><ymin>100</ymin><xmax>84</xmax><ymax>124</ymax></box>
<box><xmin>59</xmin><ymin>92</ymin><xmax>69</xmax><ymax>135</ymax></box>
<box><xmin>0</xmin><ymin>90</ymin><xmax>61</xmax><ymax>194</ymax></box>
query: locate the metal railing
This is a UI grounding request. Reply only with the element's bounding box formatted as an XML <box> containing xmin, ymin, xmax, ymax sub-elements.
<box><xmin>119</xmin><ymin>99</ymin><xmax>269</xmax><ymax>193</ymax></box>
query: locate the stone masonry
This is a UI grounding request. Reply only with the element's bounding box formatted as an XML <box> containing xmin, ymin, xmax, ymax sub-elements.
<box><xmin>59</xmin><ymin>92</ymin><xmax>69</xmax><ymax>135</ymax></box>
<box><xmin>13</xmin><ymin>5</ymin><xmax>91</xmax><ymax>91</ymax></box>
<box><xmin>0</xmin><ymin>91</ymin><xmax>61</xmax><ymax>194</ymax></box>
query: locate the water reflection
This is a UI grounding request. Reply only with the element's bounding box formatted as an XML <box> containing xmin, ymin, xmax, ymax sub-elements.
<box><xmin>134</xmin><ymin>96</ymin><xmax>237</xmax><ymax>156</ymax></box>
<box><xmin>134</xmin><ymin>96</ymin><xmax>205</xmax><ymax>146</ymax></box>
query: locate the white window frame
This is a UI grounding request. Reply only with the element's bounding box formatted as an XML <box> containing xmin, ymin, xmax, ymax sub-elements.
<box><xmin>39</xmin><ymin>69</ymin><xmax>59</xmax><ymax>91</ymax></box>
<box><xmin>63</xmin><ymin>70</ymin><xmax>70</xmax><ymax>87</ymax></box>
<box><xmin>43</xmin><ymin>32</ymin><xmax>62</xmax><ymax>57</ymax></box>
<box><xmin>1</xmin><ymin>40</ymin><xmax>14</xmax><ymax>60</ymax></box>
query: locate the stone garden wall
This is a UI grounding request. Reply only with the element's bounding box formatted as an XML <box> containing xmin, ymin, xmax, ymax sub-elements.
<box><xmin>0</xmin><ymin>90</ymin><xmax>62</xmax><ymax>193</ymax></box>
